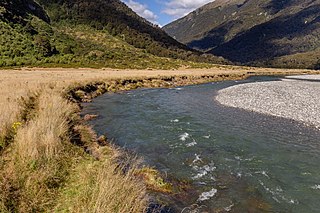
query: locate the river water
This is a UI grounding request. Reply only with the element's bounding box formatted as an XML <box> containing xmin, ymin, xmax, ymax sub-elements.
<box><xmin>83</xmin><ymin>76</ymin><xmax>320</xmax><ymax>212</ymax></box>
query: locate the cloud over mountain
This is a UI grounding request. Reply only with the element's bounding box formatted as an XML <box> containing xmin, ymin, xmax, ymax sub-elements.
<box><xmin>123</xmin><ymin>0</ymin><xmax>158</xmax><ymax>23</ymax></box>
<box><xmin>163</xmin><ymin>0</ymin><xmax>214</xmax><ymax>18</ymax></box>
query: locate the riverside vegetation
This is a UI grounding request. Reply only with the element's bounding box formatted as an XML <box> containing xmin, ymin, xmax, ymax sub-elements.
<box><xmin>1</xmin><ymin>0</ymin><xmax>320</xmax><ymax>212</ymax></box>
<box><xmin>0</xmin><ymin>70</ymin><xmax>149</xmax><ymax>213</ymax></box>
<box><xmin>0</xmin><ymin>67</ymin><xmax>318</xmax><ymax>212</ymax></box>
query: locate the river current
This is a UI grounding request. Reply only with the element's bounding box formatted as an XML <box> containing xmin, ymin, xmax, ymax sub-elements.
<box><xmin>83</xmin><ymin>76</ymin><xmax>320</xmax><ymax>212</ymax></box>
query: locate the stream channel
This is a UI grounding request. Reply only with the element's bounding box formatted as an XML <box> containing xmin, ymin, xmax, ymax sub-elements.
<box><xmin>82</xmin><ymin>76</ymin><xmax>320</xmax><ymax>212</ymax></box>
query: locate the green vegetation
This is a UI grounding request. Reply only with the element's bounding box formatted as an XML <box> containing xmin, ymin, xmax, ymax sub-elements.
<box><xmin>264</xmin><ymin>49</ymin><xmax>320</xmax><ymax>70</ymax></box>
<box><xmin>135</xmin><ymin>167</ymin><xmax>173</xmax><ymax>193</ymax></box>
<box><xmin>0</xmin><ymin>0</ymin><xmax>226</xmax><ymax>69</ymax></box>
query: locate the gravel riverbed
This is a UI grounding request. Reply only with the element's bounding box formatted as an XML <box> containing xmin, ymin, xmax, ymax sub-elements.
<box><xmin>216</xmin><ymin>75</ymin><xmax>320</xmax><ymax>129</ymax></box>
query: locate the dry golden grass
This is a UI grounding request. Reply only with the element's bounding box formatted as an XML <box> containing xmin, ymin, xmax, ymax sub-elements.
<box><xmin>55</xmin><ymin>157</ymin><xmax>147</xmax><ymax>213</ymax></box>
<box><xmin>13</xmin><ymin>90</ymin><xmax>76</xmax><ymax>162</ymax></box>
<box><xmin>0</xmin><ymin>86</ymin><xmax>147</xmax><ymax>212</ymax></box>
<box><xmin>1</xmin><ymin>89</ymin><xmax>80</xmax><ymax>212</ymax></box>
<box><xmin>0</xmin><ymin>66</ymin><xmax>318</xmax><ymax>212</ymax></box>
<box><xmin>0</xmin><ymin>65</ymin><xmax>315</xmax><ymax>141</ymax></box>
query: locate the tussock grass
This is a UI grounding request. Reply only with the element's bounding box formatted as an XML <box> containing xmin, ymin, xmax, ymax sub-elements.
<box><xmin>0</xmin><ymin>89</ymin><xmax>80</xmax><ymax>212</ymax></box>
<box><xmin>13</xmin><ymin>90</ymin><xmax>75</xmax><ymax>162</ymax></box>
<box><xmin>0</xmin><ymin>67</ymin><xmax>318</xmax><ymax>212</ymax></box>
<box><xmin>0</xmin><ymin>73</ymin><xmax>146</xmax><ymax>212</ymax></box>
<box><xmin>1</xmin><ymin>88</ymin><xmax>147</xmax><ymax>212</ymax></box>
<box><xmin>55</xmin><ymin>157</ymin><xmax>147</xmax><ymax>213</ymax></box>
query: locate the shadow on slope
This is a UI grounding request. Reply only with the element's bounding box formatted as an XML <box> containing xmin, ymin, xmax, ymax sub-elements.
<box><xmin>209</xmin><ymin>4</ymin><xmax>320</xmax><ymax>64</ymax></box>
<box><xmin>0</xmin><ymin>0</ymin><xmax>49</xmax><ymax>24</ymax></box>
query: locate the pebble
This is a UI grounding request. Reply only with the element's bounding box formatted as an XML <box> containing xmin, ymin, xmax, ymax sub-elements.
<box><xmin>216</xmin><ymin>75</ymin><xmax>320</xmax><ymax>129</ymax></box>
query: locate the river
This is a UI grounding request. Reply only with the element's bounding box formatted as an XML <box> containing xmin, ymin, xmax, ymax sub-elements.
<box><xmin>83</xmin><ymin>76</ymin><xmax>320</xmax><ymax>212</ymax></box>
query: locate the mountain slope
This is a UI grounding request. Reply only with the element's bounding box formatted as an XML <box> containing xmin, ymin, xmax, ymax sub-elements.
<box><xmin>163</xmin><ymin>0</ymin><xmax>320</xmax><ymax>68</ymax></box>
<box><xmin>0</xmin><ymin>0</ymin><xmax>49</xmax><ymax>24</ymax></box>
<box><xmin>38</xmin><ymin>0</ymin><xmax>190</xmax><ymax>56</ymax></box>
<box><xmin>0</xmin><ymin>0</ymin><xmax>225</xmax><ymax>68</ymax></box>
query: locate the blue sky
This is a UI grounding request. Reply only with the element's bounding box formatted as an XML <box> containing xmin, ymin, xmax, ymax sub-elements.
<box><xmin>122</xmin><ymin>0</ymin><xmax>214</xmax><ymax>27</ymax></box>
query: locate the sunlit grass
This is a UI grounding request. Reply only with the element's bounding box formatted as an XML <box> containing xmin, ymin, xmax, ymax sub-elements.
<box><xmin>0</xmin><ymin>66</ymin><xmax>317</xmax><ymax>212</ymax></box>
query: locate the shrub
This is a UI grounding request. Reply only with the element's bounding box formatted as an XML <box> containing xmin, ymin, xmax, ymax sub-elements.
<box><xmin>34</xmin><ymin>34</ymin><xmax>54</xmax><ymax>57</ymax></box>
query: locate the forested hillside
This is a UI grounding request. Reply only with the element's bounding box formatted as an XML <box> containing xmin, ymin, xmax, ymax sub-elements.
<box><xmin>0</xmin><ymin>0</ymin><xmax>225</xmax><ymax>69</ymax></box>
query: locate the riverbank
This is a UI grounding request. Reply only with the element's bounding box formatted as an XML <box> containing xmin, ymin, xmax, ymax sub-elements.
<box><xmin>216</xmin><ymin>75</ymin><xmax>320</xmax><ymax>129</ymax></box>
<box><xmin>0</xmin><ymin>67</ymin><xmax>319</xmax><ymax>212</ymax></box>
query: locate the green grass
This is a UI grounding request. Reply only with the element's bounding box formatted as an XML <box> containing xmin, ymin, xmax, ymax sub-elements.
<box><xmin>0</xmin><ymin>18</ymin><xmax>215</xmax><ymax>69</ymax></box>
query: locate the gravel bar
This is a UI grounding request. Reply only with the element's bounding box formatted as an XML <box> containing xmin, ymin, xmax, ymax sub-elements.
<box><xmin>216</xmin><ymin>75</ymin><xmax>320</xmax><ymax>129</ymax></box>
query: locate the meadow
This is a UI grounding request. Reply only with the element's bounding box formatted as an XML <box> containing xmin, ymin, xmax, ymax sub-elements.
<box><xmin>0</xmin><ymin>66</ymin><xmax>317</xmax><ymax>212</ymax></box>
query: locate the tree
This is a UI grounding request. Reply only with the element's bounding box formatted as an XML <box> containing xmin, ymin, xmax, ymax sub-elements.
<box><xmin>34</xmin><ymin>34</ymin><xmax>53</xmax><ymax>56</ymax></box>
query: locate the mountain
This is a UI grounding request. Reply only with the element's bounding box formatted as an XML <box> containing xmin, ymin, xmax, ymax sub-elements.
<box><xmin>163</xmin><ymin>0</ymin><xmax>320</xmax><ymax>69</ymax></box>
<box><xmin>0</xmin><ymin>0</ymin><xmax>49</xmax><ymax>23</ymax></box>
<box><xmin>0</xmin><ymin>0</ymin><xmax>225</xmax><ymax>69</ymax></box>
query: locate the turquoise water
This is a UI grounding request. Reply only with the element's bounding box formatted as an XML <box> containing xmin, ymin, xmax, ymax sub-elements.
<box><xmin>83</xmin><ymin>76</ymin><xmax>320</xmax><ymax>212</ymax></box>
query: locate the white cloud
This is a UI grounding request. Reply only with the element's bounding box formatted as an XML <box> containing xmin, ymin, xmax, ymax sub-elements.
<box><xmin>163</xmin><ymin>0</ymin><xmax>214</xmax><ymax>18</ymax></box>
<box><xmin>123</xmin><ymin>0</ymin><xmax>158</xmax><ymax>24</ymax></box>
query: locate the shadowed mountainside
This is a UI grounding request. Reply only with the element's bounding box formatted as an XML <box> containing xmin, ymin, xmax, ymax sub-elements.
<box><xmin>0</xmin><ymin>0</ymin><xmax>49</xmax><ymax>24</ymax></box>
<box><xmin>163</xmin><ymin>0</ymin><xmax>320</xmax><ymax>69</ymax></box>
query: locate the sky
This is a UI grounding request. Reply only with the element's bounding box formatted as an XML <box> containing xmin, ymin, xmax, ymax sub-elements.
<box><xmin>122</xmin><ymin>0</ymin><xmax>215</xmax><ymax>27</ymax></box>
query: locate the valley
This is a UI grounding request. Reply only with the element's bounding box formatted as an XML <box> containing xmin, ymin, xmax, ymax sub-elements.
<box><xmin>1</xmin><ymin>0</ymin><xmax>320</xmax><ymax>212</ymax></box>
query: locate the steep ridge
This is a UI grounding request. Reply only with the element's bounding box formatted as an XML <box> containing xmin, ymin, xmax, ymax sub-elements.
<box><xmin>0</xmin><ymin>0</ymin><xmax>225</xmax><ymax>68</ymax></box>
<box><xmin>0</xmin><ymin>0</ymin><xmax>49</xmax><ymax>24</ymax></box>
<box><xmin>38</xmin><ymin>0</ymin><xmax>191</xmax><ymax>56</ymax></box>
<box><xmin>163</xmin><ymin>0</ymin><xmax>320</xmax><ymax>68</ymax></box>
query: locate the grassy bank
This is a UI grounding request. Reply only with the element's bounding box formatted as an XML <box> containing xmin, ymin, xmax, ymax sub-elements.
<box><xmin>0</xmin><ymin>84</ymin><xmax>147</xmax><ymax>212</ymax></box>
<box><xmin>0</xmin><ymin>67</ymin><xmax>319</xmax><ymax>212</ymax></box>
